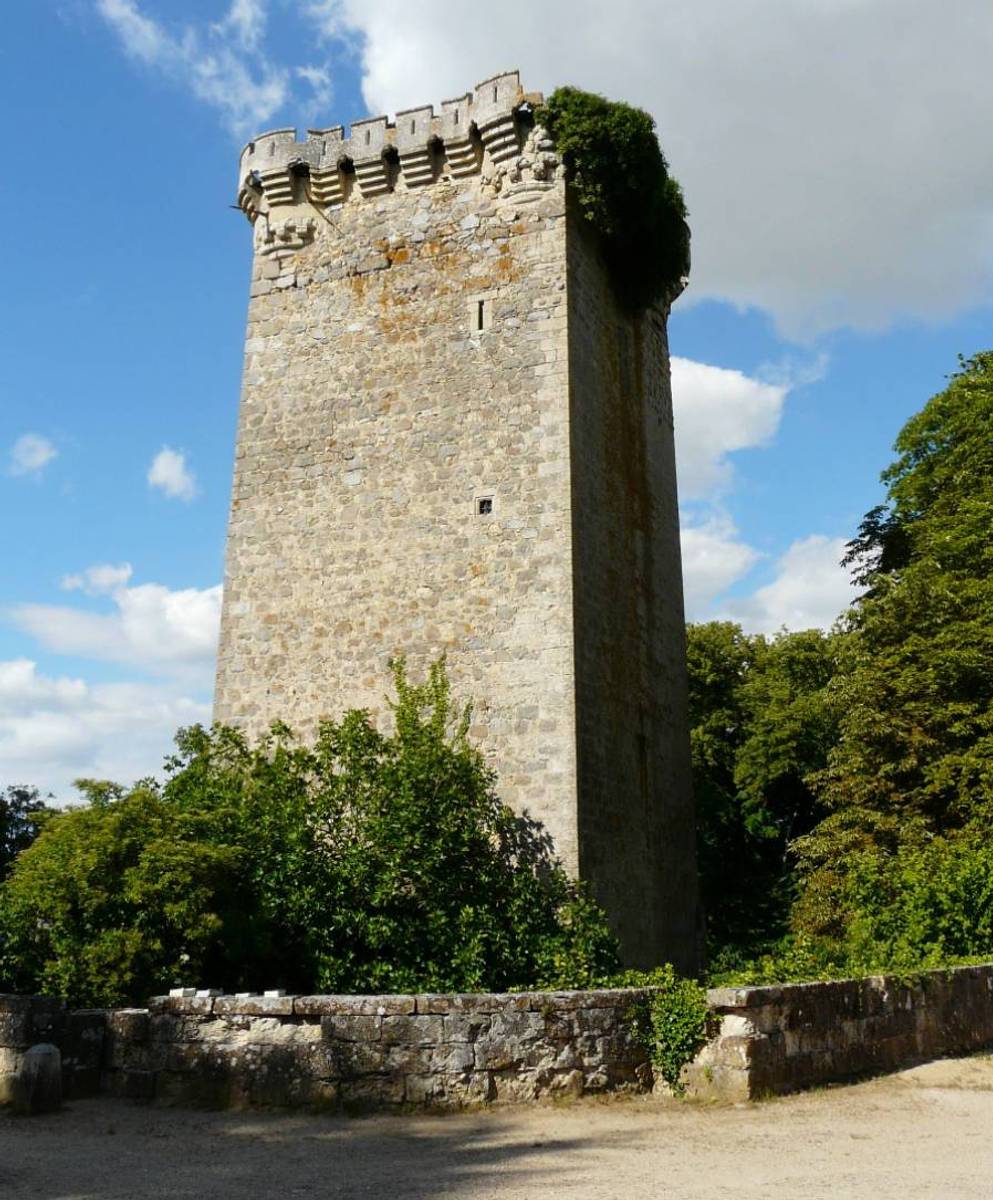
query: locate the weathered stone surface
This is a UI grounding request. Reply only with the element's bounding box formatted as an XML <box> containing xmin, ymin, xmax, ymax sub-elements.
<box><xmin>380</xmin><ymin>1015</ymin><xmax>445</xmax><ymax>1045</ymax></box>
<box><xmin>213</xmin><ymin>71</ymin><xmax>699</xmax><ymax>973</ymax></box>
<box><xmin>296</xmin><ymin>995</ymin><xmax>415</xmax><ymax>1016</ymax></box>
<box><xmin>694</xmin><ymin>962</ymin><xmax>993</xmax><ymax>1098</ymax></box>
<box><xmin>9</xmin><ymin>965</ymin><xmax>992</xmax><ymax>1113</ymax></box>
<box><xmin>107</xmin><ymin>1009</ymin><xmax>150</xmax><ymax>1042</ymax></box>
<box><xmin>13</xmin><ymin>1044</ymin><xmax>62</xmax><ymax>1115</ymax></box>
<box><xmin>214</xmin><ymin>995</ymin><xmax>294</xmax><ymax>1017</ymax></box>
<box><xmin>320</xmin><ymin>1014</ymin><xmax>381</xmax><ymax>1043</ymax></box>
<box><xmin>148</xmin><ymin>996</ymin><xmax>215</xmax><ymax>1017</ymax></box>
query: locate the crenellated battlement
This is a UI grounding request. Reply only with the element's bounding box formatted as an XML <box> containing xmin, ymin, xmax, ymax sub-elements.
<box><xmin>237</xmin><ymin>70</ymin><xmax>541</xmax><ymax>228</ymax></box>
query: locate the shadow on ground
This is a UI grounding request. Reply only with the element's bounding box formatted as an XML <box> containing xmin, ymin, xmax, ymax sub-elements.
<box><xmin>0</xmin><ymin>1097</ymin><xmax>632</xmax><ymax>1200</ymax></box>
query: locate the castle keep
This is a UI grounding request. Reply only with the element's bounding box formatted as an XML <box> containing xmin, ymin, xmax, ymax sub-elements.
<box><xmin>215</xmin><ymin>71</ymin><xmax>698</xmax><ymax>970</ymax></box>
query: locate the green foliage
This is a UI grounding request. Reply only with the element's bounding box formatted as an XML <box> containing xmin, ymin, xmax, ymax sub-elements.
<box><xmin>839</xmin><ymin>831</ymin><xmax>993</xmax><ymax>973</ymax></box>
<box><xmin>0</xmin><ymin>785</ymin><xmax>243</xmax><ymax>1005</ymax></box>
<box><xmin>686</xmin><ymin>622</ymin><xmax>837</xmax><ymax>957</ymax></box>
<box><xmin>689</xmin><ymin>353</ymin><xmax>993</xmax><ymax>988</ymax></box>
<box><xmin>537</xmin><ymin>86</ymin><xmax>690</xmax><ymax>310</ymax></box>
<box><xmin>610</xmin><ymin>966</ymin><xmax>712</xmax><ymax>1092</ymax></box>
<box><xmin>708</xmin><ymin>933</ymin><xmax>848</xmax><ymax>988</ymax></box>
<box><xmin>0</xmin><ymin>660</ymin><xmax>619</xmax><ymax>1006</ymax></box>
<box><xmin>712</xmin><ymin>831</ymin><xmax>993</xmax><ymax>987</ymax></box>
<box><xmin>0</xmin><ymin>786</ymin><xmax>47</xmax><ymax>882</ymax></box>
<box><xmin>796</xmin><ymin>352</ymin><xmax>993</xmax><ymax>938</ymax></box>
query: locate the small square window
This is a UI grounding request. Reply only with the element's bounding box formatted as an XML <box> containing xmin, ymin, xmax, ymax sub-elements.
<box><xmin>477</xmin><ymin>497</ymin><xmax>493</xmax><ymax>516</ymax></box>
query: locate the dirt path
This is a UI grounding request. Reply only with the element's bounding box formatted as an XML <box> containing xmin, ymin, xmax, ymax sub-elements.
<box><xmin>4</xmin><ymin>1055</ymin><xmax>993</xmax><ymax>1199</ymax></box>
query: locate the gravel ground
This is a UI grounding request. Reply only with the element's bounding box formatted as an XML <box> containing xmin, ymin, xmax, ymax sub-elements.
<box><xmin>4</xmin><ymin>1055</ymin><xmax>993</xmax><ymax>1199</ymax></box>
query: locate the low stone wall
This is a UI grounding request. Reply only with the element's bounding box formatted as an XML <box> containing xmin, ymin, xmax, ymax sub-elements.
<box><xmin>1</xmin><ymin>990</ymin><xmax>653</xmax><ymax>1110</ymax></box>
<box><xmin>4</xmin><ymin>964</ymin><xmax>993</xmax><ymax>1111</ymax></box>
<box><xmin>0</xmin><ymin>995</ymin><xmax>64</xmax><ymax>1104</ymax></box>
<box><xmin>687</xmin><ymin>963</ymin><xmax>993</xmax><ymax>1100</ymax></box>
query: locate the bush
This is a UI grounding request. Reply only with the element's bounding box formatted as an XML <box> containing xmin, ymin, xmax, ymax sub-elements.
<box><xmin>0</xmin><ymin>661</ymin><xmax>620</xmax><ymax>1006</ymax></box>
<box><xmin>839</xmin><ymin>832</ymin><xmax>993</xmax><ymax>973</ymax></box>
<box><xmin>710</xmin><ymin>830</ymin><xmax>993</xmax><ymax>987</ymax></box>
<box><xmin>0</xmin><ymin>782</ymin><xmax>244</xmax><ymax>1005</ymax></box>
<box><xmin>608</xmin><ymin>966</ymin><xmax>712</xmax><ymax>1092</ymax></box>
<box><xmin>537</xmin><ymin>86</ymin><xmax>690</xmax><ymax>310</ymax></box>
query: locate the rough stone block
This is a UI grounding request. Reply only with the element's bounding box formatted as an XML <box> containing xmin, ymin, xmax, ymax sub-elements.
<box><xmin>380</xmin><ymin>1015</ymin><xmax>445</xmax><ymax>1045</ymax></box>
<box><xmin>295</xmin><ymin>995</ymin><xmax>416</xmax><ymax>1016</ymax></box>
<box><xmin>325</xmin><ymin>1038</ymin><xmax>387</xmax><ymax>1079</ymax></box>
<box><xmin>320</xmin><ymin>1014</ymin><xmax>381</xmax><ymax>1043</ymax></box>
<box><xmin>148</xmin><ymin>995</ymin><xmax>215</xmax><ymax>1017</ymax></box>
<box><xmin>107</xmin><ymin>1008</ymin><xmax>150</xmax><ymax>1042</ymax></box>
<box><xmin>442</xmin><ymin>1013</ymin><xmax>491</xmax><ymax>1043</ymax></box>
<box><xmin>213</xmin><ymin>995</ymin><xmax>293</xmax><ymax>1017</ymax></box>
<box><xmin>13</xmin><ymin>1044</ymin><xmax>62</xmax><ymax>1115</ymax></box>
<box><xmin>340</xmin><ymin>1076</ymin><xmax>404</xmax><ymax>1110</ymax></box>
<box><xmin>405</xmin><ymin>1071</ymin><xmax>496</xmax><ymax>1107</ymax></box>
<box><xmin>0</xmin><ymin>1011</ymin><xmax>30</xmax><ymax>1049</ymax></box>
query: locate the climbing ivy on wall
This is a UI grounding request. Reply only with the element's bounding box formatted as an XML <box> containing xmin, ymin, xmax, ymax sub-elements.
<box><xmin>537</xmin><ymin>86</ymin><xmax>690</xmax><ymax>312</ymax></box>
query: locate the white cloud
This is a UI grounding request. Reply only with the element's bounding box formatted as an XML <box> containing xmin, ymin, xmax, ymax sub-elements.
<box><xmin>0</xmin><ymin>659</ymin><xmax>209</xmax><ymax>804</ymax></box>
<box><xmin>296</xmin><ymin>63</ymin><xmax>333</xmax><ymax>112</ymax></box>
<box><xmin>96</xmin><ymin>0</ymin><xmax>290</xmax><ymax>135</ymax></box>
<box><xmin>671</xmin><ymin>357</ymin><xmax>787</xmax><ymax>500</ymax></box>
<box><xmin>10</xmin><ymin>579</ymin><xmax>222</xmax><ymax>686</ymax></box>
<box><xmin>305</xmin><ymin>0</ymin><xmax>993</xmax><ymax>338</ymax></box>
<box><xmin>722</xmin><ymin>535</ymin><xmax>858</xmax><ymax>635</ymax></box>
<box><xmin>148</xmin><ymin>446</ymin><xmax>197</xmax><ymax>501</ymax></box>
<box><xmin>680</xmin><ymin>515</ymin><xmax>760</xmax><ymax>621</ymax></box>
<box><xmin>8</xmin><ymin>434</ymin><xmax>57</xmax><ymax>477</ymax></box>
<box><xmin>61</xmin><ymin>563</ymin><xmax>134</xmax><ymax>595</ymax></box>
<box><xmin>95</xmin><ymin>0</ymin><xmax>166</xmax><ymax>64</ymax></box>
<box><xmin>213</xmin><ymin>0</ymin><xmax>267</xmax><ymax>52</ymax></box>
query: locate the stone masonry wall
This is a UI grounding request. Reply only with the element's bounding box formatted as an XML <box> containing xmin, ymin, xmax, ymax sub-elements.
<box><xmin>2</xmin><ymin>990</ymin><xmax>653</xmax><ymax>1111</ymax></box>
<box><xmin>215</xmin><ymin>103</ymin><xmax>582</xmax><ymax>871</ymax></box>
<box><xmin>566</xmin><ymin>215</ymin><xmax>698</xmax><ymax>972</ymax></box>
<box><xmin>214</xmin><ymin>71</ymin><xmax>700</xmax><ymax>969</ymax></box>
<box><xmin>688</xmin><ymin>963</ymin><xmax>993</xmax><ymax>1100</ymax></box>
<box><xmin>5</xmin><ymin>965</ymin><xmax>993</xmax><ymax>1111</ymax></box>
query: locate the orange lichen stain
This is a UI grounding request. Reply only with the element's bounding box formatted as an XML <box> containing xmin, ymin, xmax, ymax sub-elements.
<box><xmin>496</xmin><ymin>247</ymin><xmax>519</xmax><ymax>281</ymax></box>
<box><xmin>388</xmin><ymin>247</ymin><xmax>410</xmax><ymax>265</ymax></box>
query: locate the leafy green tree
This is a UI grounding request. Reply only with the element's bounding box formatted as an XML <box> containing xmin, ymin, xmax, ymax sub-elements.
<box><xmin>0</xmin><ymin>781</ymin><xmax>244</xmax><ymax>1005</ymax></box>
<box><xmin>0</xmin><ymin>786</ymin><xmax>47</xmax><ymax>881</ymax></box>
<box><xmin>686</xmin><ymin>622</ymin><xmax>763</xmax><ymax>949</ymax></box>
<box><xmin>0</xmin><ymin>661</ymin><xmax>619</xmax><ymax>1006</ymax></box>
<box><xmin>796</xmin><ymin>352</ymin><xmax>993</xmax><ymax>937</ymax></box>
<box><xmin>686</xmin><ymin>623</ymin><xmax>836</xmax><ymax>960</ymax></box>
<box><xmin>735</xmin><ymin>629</ymin><xmax>838</xmax><ymax>849</ymax></box>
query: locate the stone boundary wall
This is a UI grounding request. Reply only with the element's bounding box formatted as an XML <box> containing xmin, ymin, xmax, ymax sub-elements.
<box><xmin>4</xmin><ymin>964</ymin><xmax>993</xmax><ymax>1111</ymax></box>
<box><xmin>0</xmin><ymin>990</ymin><xmax>653</xmax><ymax>1111</ymax></box>
<box><xmin>688</xmin><ymin>963</ymin><xmax>993</xmax><ymax>1100</ymax></box>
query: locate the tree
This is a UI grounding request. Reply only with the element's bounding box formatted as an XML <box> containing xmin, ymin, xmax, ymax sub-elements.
<box><xmin>795</xmin><ymin>352</ymin><xmax>993</xmax><ymax>937</ymax></box>
<box><xmin>0</xmin><ymin>786</ymin><xmax>46</xmax><ymax>882</ymax></box>
<box><xmin>686</xmin><ymin>623</ymin><xmax>836</xmax><ymax>960</ymax></box>
<box><xmin>0</xmin><ymin>661</ymin><xmax>619</xmax><ymax>1006</ymax></box>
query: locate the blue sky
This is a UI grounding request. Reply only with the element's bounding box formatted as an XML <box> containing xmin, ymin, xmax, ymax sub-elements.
<box><xmin>2</xmin><ymin>1</ymin><xmax>992</xmax><ymax>798</ymax></box>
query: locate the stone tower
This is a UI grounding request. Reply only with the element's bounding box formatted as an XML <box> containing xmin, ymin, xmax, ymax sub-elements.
<box><xmin>215</xmin><ymin>71</ymin><xmax>699</xmax><ymax>972</ymax></box>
